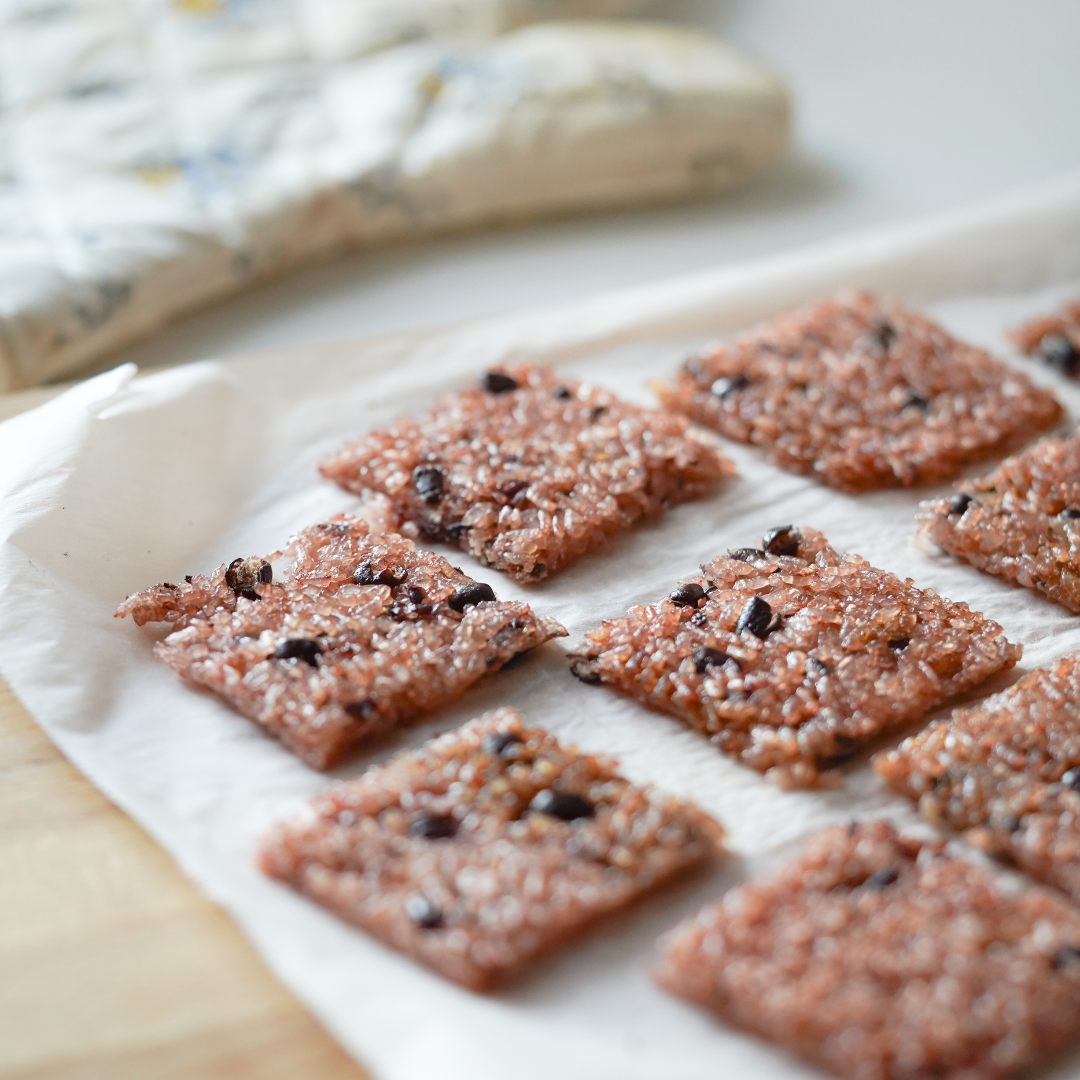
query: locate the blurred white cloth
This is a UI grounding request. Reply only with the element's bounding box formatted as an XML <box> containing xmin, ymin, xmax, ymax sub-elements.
<box><xmin>0</xmin><ymin>1</ymin><xmax>789</xmax><ymax>390</ymax></box>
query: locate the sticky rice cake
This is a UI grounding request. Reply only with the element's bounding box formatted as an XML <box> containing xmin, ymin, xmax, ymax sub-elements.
<box><xmin>876</xmin><ymin>653</ymin><xmax>1080</xmax><ymax>904</ymax></box>
<box><xmin>655</xmin><ymin>290</ymin><xmax>1061</xmax><ymax>491</ymax></box>
<box><xmin>116</xmin><ymin>518</ymin><xmax>566</xmax><ymax>769</ymax></box>
<box><xmin>917</xmin><ymin>433</ymin><xmax>1080</xmax><ymax>612</ymax></box>
<box><xmin>569</xmin><ymin>526</ymin><xmax>1020</xmax><ymax>788</ymax></box>
<box><xmin>656</xmin><ymin>819</ymin><xmax>1080</xmax><ymax>1080</ymax></box>
<box><xmin>259</xmin><ymin>708</ymin><xmax>725</xmax><ymax>989</ymax></box>
<box><xmin>319</xmin><ymin>364</ymin><xmax>735</xmax><ymax>582</ymax></box>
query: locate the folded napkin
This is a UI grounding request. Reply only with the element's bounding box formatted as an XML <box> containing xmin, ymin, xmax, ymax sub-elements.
<box><xmin>0</xmin><ymin>1</ymin><xmax>789</xmax><ymax>390</ymax></box>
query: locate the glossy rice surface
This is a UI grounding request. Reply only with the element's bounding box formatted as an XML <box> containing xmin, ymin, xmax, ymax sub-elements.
<box><xmin>116</xmin><ymin>518</ymin><xmax>565</xmax><ymax>769</ymax></box>
<box><xmin>570</xmin><ymin>528</ymin><xmax>1020</xmax><ymax>788</ymax></box>
<box><xmin>917</xmin><ymin>433</ymin><xmax>1080</xmax><ymax>612</ymax></box>
<box><xmin>656</xmin><ymin>291</ymin><xmax>1061</xmax><ymax>491</ymax></box>
<box><xmin>319</xmin><ymin>363</ymin><xmax>735</xmax><ymax>581</ymax></box>
<box><xmin>656</xmin><ymin>820</ymin><xmax>1080</xmax><ymax>1080</ymax></box>
<box><xmin>876</xmin><ymin>653</ymin><xmax>1080</xmax><ymax>903</ymax></box>
<box><xmin>1010</xmin><ymin>297</ymin><xmax>1080</xmax><ymax>354</ymax></box>
<box><xmin>259</xmin><ymin>708</ymin><xmax>724</xmax><ymax>989</ymax></box>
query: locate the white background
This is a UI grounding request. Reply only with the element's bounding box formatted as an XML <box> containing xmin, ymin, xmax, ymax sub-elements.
<box><xmin>100</xmin><ymin>0</ymin><xmax>1080</xmax><ymax>374</ymax></box>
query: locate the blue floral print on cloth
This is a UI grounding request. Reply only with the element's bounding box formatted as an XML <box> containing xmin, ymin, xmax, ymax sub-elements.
<box><xmin>0</xmin><ymin>0</ymin><xmax>789</xmax><ymax>389</ymax></box>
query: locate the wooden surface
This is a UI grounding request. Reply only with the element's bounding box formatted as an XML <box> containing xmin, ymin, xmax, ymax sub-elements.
<box><xmin>0</xmin><ymin>384</ymin><xmax>369</xmax><ymax>1080</ymax></box>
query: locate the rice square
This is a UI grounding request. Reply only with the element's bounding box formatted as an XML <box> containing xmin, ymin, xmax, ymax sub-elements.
<box><xmin>656</xmin><ymin>820</ymin><xmax>1080</xmax><ymax>1080</ymax></box>
<box><xmin>259</xmin><ymin>708</ymin><xmax>725</xmax><ymax>990</ymax></box>
<box><xmin>876</xmin><ymin>653</ymin><xmax>1080</xmax><ymax>904</ymax></box>
<box><xmin>319</xmin><ymin>363</ymin><xmax>735</xmax><ymax>582</ymax></box>
<box><xmin>655</xmin><ymin>290</ymin><xmax>1061</xmax><ymax>492</ymax></box>
<box><xmin>916</xmin><ymin>433</ymin><xmax>1080</xmax><ymax>612</ymax></box>
<box><xmin>116</xmin><ymin>517</ymin><xmax>566</xmax><ymax>769</ymax></box>
<box><xmin>568</xmin><ymin>526</ymin><xmax>1020</xmax><ymax>788</ymax></box>
<box><xmin>1010</xmin><ymin>296</ymin><xmax>1080</xmax><ymax>376</ymax></box>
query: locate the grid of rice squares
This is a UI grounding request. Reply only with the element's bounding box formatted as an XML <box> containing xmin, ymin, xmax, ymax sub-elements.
<box><xmin>917</xmin><ymin>433</ymin><xmax>1080</xmax><ymax>612</ymax></box>
<box><xmin>655</xmin><ymin>290</ymin><xmax>1061</xmax><ymax>492</ymax></box>
<box><xmin>655</xmin><ymin>819</ymin><xmax>1080</xmax><ymax>1080</ymax></box>
<box><xmin>569</xmin><ymin>526</ymin><xmax>1020</xmax><ymax>788</ymax></box>
<box><xmin>877</xmin><ymin>652</ymin><xmax>1080</xmax><ymax>905</ymax></box>
<box><xmin>259</xmin><ymin>708</ymin><xmax>724</xmax><ymax>990</ymax></box>
<box><xmin>319</xmin><ymin>363</ymin><xmax>735</xmax><ymax>582</ymax></box>
<box><xmin>116</xmin><ymin>517</ymin><xmax>565</xmax><ymax>769</ymax></box>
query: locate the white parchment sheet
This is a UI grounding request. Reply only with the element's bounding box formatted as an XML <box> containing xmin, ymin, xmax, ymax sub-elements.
<box><xmin>5</xmin><ymin>175</ymin><xmax>1080</xmax><ymax>1080</ymax></box>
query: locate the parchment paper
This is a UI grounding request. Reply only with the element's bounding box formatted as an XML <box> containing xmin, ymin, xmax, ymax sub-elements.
<box><xmin>5</xmin><ymin>174</ymin><xmax>1080</xmax><ymax>1080</ymax></box>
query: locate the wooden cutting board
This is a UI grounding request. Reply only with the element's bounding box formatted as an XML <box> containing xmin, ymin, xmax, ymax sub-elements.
<box><xmin>0</xmin><ymin>385</ymin><xmax>369</xmax><ymax>1080</ymax></box>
